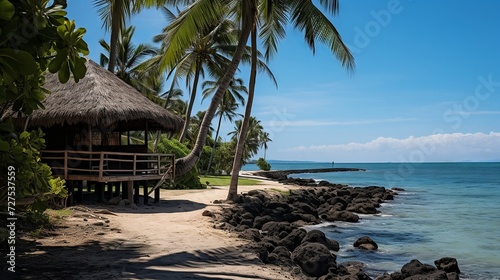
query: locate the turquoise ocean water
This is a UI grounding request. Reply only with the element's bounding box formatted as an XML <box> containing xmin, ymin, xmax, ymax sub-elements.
<box><xmin>243</xmin><ymin>161</ymin><xmax>500</xmax><ymax>279</ymax></box>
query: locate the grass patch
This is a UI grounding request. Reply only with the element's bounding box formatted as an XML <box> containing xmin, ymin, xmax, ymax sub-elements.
<box><xmin>200</xmin><ymin>175</ymin><xmax>261</xmax><ymax>186</ymax></box>
<box><xmin>268</xmin><ymin>188</ymin><xmax>292</xmax><ymax>196</ymax></box>
<box><xmin>45</xmin><ymin>209</ymin><xmax>73</xmax><ymax>217</ymax></box>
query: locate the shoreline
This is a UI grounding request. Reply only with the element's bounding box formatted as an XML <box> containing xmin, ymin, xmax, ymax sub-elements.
<box><xmin>235</xmin><ymin>169</ymin><xmax>462</xmax><ymax>279</ymax></box>
<box><xmin>250</xmin><ymin>168</ymin><xmax>365</xmax><ymax>181</ymax></box>
<box><xmin>16</xmin><ymin>171</ymin><xmax>461</xmax><ymax>279</ymax></box>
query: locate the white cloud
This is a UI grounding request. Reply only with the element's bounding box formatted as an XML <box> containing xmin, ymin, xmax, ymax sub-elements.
<box><xmin>285</xmin><ymin>132</ymin><xmax>500</xmax><ymax>162</ymax></box>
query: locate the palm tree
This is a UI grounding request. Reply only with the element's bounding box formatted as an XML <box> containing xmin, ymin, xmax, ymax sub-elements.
<box><xmin>93</xmin><ymin>0</ymin><xmax>169</xmax><ymax>72</ymax></box>
<box><xmin>226</xmin><ymin>0</ymin><xmax>355</xmax><ymax>200</ymax></box>
<box><xmin>161</xmin><ymin>1</ymin><xmax>354</xmax><ymax>191</ymax></box>
<box><xmin>188</xmin><ymin>111</ymin><xmax>214</xmax><ymax>146</ymax></box>
<box><xmin>259</xmin><ymin>131</ymin><xmax>272</xmax><ymax>160</ymax></box>
<box><xmin>228</xmin><ymin>117</ymin><xmax>264</xmax><ymax>165</ymax></box>
<box><xmin>153</xmin><ymin>8</ymin><xmax>239</xmax><ymax>143</ymax></box>
<box><xmin>202</xmin><ymin>77</ymin><xmax>248</xmax><ymax>174</ymax></box>
<box><xmin>99</xmin><ymin>25</ymin><xmax>157</xmax><ymax>89</ymax></box>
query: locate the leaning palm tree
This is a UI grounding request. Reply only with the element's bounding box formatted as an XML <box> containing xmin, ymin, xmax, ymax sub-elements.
<box><xmin>187</xmin><ymin>110</ymin><xmax>214</xmax><ymax>146</ymax></box>
<box><xmin>202</xmin><ymin>77</ymin><xmax>248</xmax><ymax>173</ymax></box>
<box><xmin>161</xmin><ymin>1</ymin><xmax>354</xmax><ymax>196</ymax></box>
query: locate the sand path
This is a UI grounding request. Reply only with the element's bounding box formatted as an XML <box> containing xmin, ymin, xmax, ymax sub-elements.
<box><xmin>106</xmin><ymin>179</ymin><xmax>300</xmax><ymax>280</ymax></box>
<box><xmin>16</xmin><ymin>176</ymin><xmax>302</xmax><ymax>279</ymax></box>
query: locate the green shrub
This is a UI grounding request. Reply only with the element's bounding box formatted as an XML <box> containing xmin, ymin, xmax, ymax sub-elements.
<box><xmin>256</xmin><ymin>158</ymin><xmax>271</xmax><ymax>171</ymax></box>
<box><xmin>156</xmin><ymin>136</ymin><xmax>204</xmax><ymax>189</ymax></box>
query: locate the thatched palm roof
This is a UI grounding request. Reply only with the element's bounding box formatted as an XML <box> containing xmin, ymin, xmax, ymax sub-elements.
<box><xmin>28</xmin><ymin>59</ymin><xmax>183</xmax><ymax>131</ymax></box>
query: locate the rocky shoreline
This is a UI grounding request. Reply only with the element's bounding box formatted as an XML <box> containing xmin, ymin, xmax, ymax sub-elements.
<box><xmin>207</xmin><ymin>171</ymin><xmax>461</xmax><ymax>279</ymax></box>
<box><xmin>253</xmin><ymin>168</ymin><xmax>366</xmax><ymax>182</ymax></box>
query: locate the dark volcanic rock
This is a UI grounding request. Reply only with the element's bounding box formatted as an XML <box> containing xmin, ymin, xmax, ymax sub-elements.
<box><xmin>302</xmin><ymin>229</ymin><xmax>340</xmax><ymax>252</ymax></box>
<box><xmin>434</xmin><ymin>257</ymin><xmax>461</xmax><ymax>274</ymax></box>
<box><xmin>252</xmin><ymin>215</ymin><xmax>274</xmax><ymax>229</ymax></box>
<box><xmin>330</xmin><ymin>210</ymin><xmax>360</xmax><ymax>223</ymax></box>
<box><xmin>375</xmin><ymin>272</ymin><xmax>404</xmax><ymax>280</ymax></box>
<box><xmin>268</xmin><ymin>246</ymin><xmax>294</xmax><ymax>266</ymax></box>
<box><xmin>401</xmin><ymin>259</ymin><xmax>438</xmax><ymax>278</ymax></box>
<box><xmin>405</xmin><ymin>271</ymin><xmax>447</xmax><ymax>280</ymax></box>
<box><xmin>280</xmin><ymin>228</ymin><xmax>307</xmax><ymax>251</ymax></box>
<box><xmin>209</xmin><ymin>172</ymin><xmax>455</xmax><ymax>280</ymax></box>
<box><xmin>291</xmin><ymin>242</ymin><xmax>337</xmax><ymax>277</ymax></box>
<box><xmin>353</xmin><ymin>236</ymin><xmax>378</xmax><ymax>251</ymax></box>
<box><xmin>261</xmin><ymin>221</ymin><xmax>292</xmax><ymax>237</ymax></box>
<box><xmin>238</xmin><ymin>228</ymin><xmax>261</xmax><ymax>242</ymax></box>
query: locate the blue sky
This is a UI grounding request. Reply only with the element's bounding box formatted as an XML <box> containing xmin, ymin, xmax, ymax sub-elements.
<box><xmin>66</xmin><ymin>0</ymin><xmax>500</xmax><ymax>162</ymax></box>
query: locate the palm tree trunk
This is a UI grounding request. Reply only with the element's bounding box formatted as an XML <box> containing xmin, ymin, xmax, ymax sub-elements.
<box><xmin>206</xmin><ymin>112</ymin><xmax>223</xmax><ymax>174</ymax></box>
<box><xmin>227</xmin><ymin>23</ymin><xmax>257</xmax><ymax>201</ymax></box>
<box><xmin>174</xmin><ymin>18</ymin><xmax>254</xmax><ymax>177</ymax></box>
<box><xmin>107</xmin><ymin>0</ymin><xmax>124</xmax><ymax>72</ymax></box>
<box><xmin>178</xmin><ymin>62</ymin><xmax>201</xmax><ymax>143</ymax></box>
<box><xmin>153</xmin><ymin>78</ymin><xmax>177</xmax><ymax>152</ymax></box>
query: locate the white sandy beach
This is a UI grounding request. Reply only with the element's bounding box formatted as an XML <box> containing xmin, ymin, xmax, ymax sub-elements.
<box><xmin>19</xmin><ymin>176</ymin><xmax>302</xmax><ymax>280</ymax></box>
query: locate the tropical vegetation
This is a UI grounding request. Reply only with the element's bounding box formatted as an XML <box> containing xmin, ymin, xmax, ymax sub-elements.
<box><xmin>0</xmin><ymin>0</ymin><xmax>88</xmax><ymax>241</ymax></box>
<box><xmin>144</xmin><ymin>0</ymin><xmax>354</xmax><ymax>201</ymax></box>
<box><xmin>0</xmin><ymin>0</ymin><xmax>356</xmax><ymax>221</ymax></box>
<box><xmin>256</xmin><ymin>158</ymin><xmax>271</xmax><ymax>171</ymax></box>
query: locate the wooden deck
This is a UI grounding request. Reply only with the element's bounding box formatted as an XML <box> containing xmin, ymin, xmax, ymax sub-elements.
<box><xmin>41</xmin><ymin>150</ymin><xmax>175</xmax><ymax>183</ymax></box>
<box><xmin>41</xmin><ymin>150</ymin><xmax>175</xmax><ymax>205</ymax></box>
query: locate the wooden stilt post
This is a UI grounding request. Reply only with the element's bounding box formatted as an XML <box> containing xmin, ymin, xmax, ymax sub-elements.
<box><xmin>97</xmin><ymin>182</ymin><xmax>105</xmax><ymax>203</ymax></box>
<box><xmin>107</xmin><ymin>183</ymin><xmax>113</xmax><ymax>200</ymax></box>
<box><xmin>76</xmin><ymin>181</ymin><xmax>83</xmax><ymax>203</ymax></box>
<box><xmin>127</xmin><ymin>181</ymin><xmax>133</xmax><ymax>204</ymax></box>
<box><xmin>154</xmin><ymin>183</ymin><xmax>160</xmax><ymax>204</ymax></box>
<box><xmin>86</xmin><ymin>180</ymin><xmax>91</xmax><ymax>192</ymax></box>
<box><xmin>114</xmin><ymin>182</ymin><xmax>121</xmax><ymax>197</ymax></box>
<box><xmin>134</xmin><ymin>182</ymin><xmax>139</xmax><ymax>204</ymax></box>
<box><xmin>143</xmin><ymin>180</ymin><xmax>149</xmax><ymax>205</ymax></box>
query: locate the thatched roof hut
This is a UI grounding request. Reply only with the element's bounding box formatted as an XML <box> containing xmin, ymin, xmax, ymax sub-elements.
<box><xmin>28</xmin><ymin>58</ymin><xmax>182</xmax><ymax>132</ymax></box>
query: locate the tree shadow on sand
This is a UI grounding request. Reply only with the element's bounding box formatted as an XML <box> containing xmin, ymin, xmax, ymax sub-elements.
<box><xmin>14</xmin><ymin>235</ymin><xmax>278</xmax><ymax>280</ymax></box>
<box><xmin>70</xmin><ymin>198</ymin><xmax>210</xmax><ymax>215</ymax></box>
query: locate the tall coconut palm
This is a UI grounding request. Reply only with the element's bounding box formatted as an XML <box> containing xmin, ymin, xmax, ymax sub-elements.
<box><xmin>227</xmin><ymin>0</ymin><xmax>355</xmax><ymax>200</ymax></box>
<box><xmin>259</xmin><ymin>131</ymin><xmax>272</xmax><ymax>160</ymax></box>
<box><xmin>202</xmin><ymin>77</ymin><xmax>248</xmax><ymax>174</ymax></box>
<box><xmin>153</xmin><ymin>7</ymin><xmax>239</xmax><ymax>143</ymax></box>
<box><xmin>228</xmin><ymin>116</ymin><xmax>264</xmax><ymax>165</ymax></box>
<box><xmin>99</xmin><ymin>25</ymin><xmax>157</xmax><ymax>89</ymax></box>
<box><xmin>161</xmin><ymin>1</ymin><xmax>354</xmax><ymax>190</ymax></box>
<box><xmin>93</xmin><ymin>0</ymin><xmax>169</xmax><ymax>72</ymax></box>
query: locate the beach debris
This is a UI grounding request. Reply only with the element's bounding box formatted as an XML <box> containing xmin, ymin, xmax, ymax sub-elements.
<box><xmin>68</xmin><ymin>206</ymin><xmax>117</xmax><ymax>220</ymax></box>
<box><xmin>202</xmin><ymin>210</ymin><xmax>214</xmax><ymax>217</ymax></box>
<box><xmin>107</xmin><ymin>196</ymin><xmax>122</xmax><ymax>205</ymax></box>
<box><xmin>117</xmin><ymin>199</ymin><xmax>131</xmax><ymax>207</ymax></box>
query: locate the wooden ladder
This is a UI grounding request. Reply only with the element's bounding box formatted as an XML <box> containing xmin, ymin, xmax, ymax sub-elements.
<box><xmin>148</xmin><ymin>166</ymin><xmax>173</xmax><ymax>196</ymax></box>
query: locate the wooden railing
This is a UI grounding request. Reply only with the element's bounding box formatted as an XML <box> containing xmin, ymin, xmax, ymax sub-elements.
<box><xmin>41</xmin><ymin>150</ymin><xmax>175</xmax><ymax>182</ymax></box>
